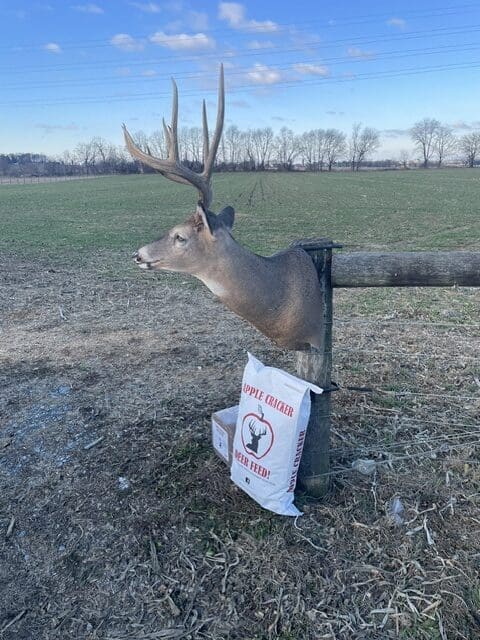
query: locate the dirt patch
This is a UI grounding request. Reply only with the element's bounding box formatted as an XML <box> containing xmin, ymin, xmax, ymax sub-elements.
<box><xmin>1</xmin><ymin>253</ymin><xmax>479</xmax><ymax>639</ymax></box>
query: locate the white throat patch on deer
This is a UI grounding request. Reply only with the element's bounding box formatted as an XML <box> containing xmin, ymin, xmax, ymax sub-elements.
<box><xmin>124</xmin><ymin>65</ymin><xmax>324</xmax><ymax>351</ymax></box>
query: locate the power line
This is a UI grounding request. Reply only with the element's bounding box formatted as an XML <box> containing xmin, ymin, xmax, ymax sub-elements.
<box><xmin>3</xmin><ymin>22</ymin><xmax>480</xmax><ymax>75</ymax></box>
<box><xmin>2</xmin><ymin>59</ymin><xmax>480</xmax><ymax>108</ymax></box>
<box><xmin>4</xmin><ymin>41</ymin><xmax>480</xmax><ymax>91</ymax></box>
<box><xmin>2</xmin><ymin>3</ymin><xmax>478</xmax><ymax>52</ymax></box>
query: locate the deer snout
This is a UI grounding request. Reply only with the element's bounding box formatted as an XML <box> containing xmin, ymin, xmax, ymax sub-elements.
<box><xmin>132</xmin><ymin>249</ymin><xmax>152</xmax><ymax>270</ymax></box>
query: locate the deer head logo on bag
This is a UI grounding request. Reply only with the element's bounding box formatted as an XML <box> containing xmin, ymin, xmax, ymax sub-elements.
<box><xmin>123</xmin><ymin>65</ymin><xmax>324</xmax><ymax>351</ymax></box>
<box><xmin>241</xmin><ymin>405</ymin><xmax>273</xmax><ymax>459</ymax></box>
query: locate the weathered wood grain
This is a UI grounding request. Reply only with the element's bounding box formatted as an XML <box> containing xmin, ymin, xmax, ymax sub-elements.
<box><xmin>332</xmin><ymin>251</ymin><xmax>480</xmax><ymax>288</ymax></box>
<box><xmin>296</xmin><ymin>243</ymin><xmax>333</xmax><ymax>498</ymax></box>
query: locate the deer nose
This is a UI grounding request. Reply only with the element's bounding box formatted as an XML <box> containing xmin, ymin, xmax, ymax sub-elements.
<box><xmin>132</xmin><ymin>251</ymin><xmax>142</xmax><ymax>263</ymax></box>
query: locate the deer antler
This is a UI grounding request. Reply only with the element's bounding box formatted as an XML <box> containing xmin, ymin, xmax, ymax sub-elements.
<box><xmin>122</xmin><ymin>64</ymin><xmax>225</xmax><ymax>209</ymax></box>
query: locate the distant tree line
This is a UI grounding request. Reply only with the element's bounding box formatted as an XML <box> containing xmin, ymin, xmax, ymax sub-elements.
<box><xmin>127</xmin><ymin>123</ymin><xmax>378</xmax><ymax>172</ymax></box>
<box><xmin>410</xmin><ymin>118</ymin><xmax>480</xmax><ymax>168</ymax></box>
<box><xmin>1</xmin><ymin>121</ymin><xmax>479</xmax><ymax>178</ymax></box>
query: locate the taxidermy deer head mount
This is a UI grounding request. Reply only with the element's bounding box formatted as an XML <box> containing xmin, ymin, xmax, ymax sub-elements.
<box><xmin>123</xmin><ymin>65</ymin><xmax>324</xmax><ymax>351</ymax></box>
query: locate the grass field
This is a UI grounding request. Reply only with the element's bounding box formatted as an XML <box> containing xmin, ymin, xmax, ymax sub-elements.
<box><xmin>0</xmin><ymin>170</ymin><xmax>479</xmax><ymax>639</ymax></box>
<box><xmin>1</xmin><ymin>169</ymin><xmax>480</xmax><ymax>257</ymax></box>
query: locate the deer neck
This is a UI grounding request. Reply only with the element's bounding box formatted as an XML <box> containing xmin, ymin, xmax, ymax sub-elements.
<box><xmin>196</xmin><ymin>233</ymin><xmax>263</xmax><ymax>302</ymax></box>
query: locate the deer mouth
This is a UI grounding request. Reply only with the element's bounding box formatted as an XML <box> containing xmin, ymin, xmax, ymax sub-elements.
<box><xmin>138</xmin><ymin>260</ymin><xmax>163</xmax><ymax>270</ymax></box>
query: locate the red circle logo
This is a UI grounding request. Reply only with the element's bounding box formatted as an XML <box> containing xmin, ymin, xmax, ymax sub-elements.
<box><xmin>241</xmin><ymin>410</ymin><xmax>274</xmax><ymax>459</ymax></box>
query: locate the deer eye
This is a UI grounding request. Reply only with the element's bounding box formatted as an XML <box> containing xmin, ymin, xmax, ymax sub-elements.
<box><xmin>174</xmin><ymin>233</ymin><xmax>186</xmax><ymax>244</ymax></box>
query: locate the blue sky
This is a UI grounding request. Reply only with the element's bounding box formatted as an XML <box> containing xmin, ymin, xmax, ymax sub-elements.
<box><xmin>1</xmin><ymin>0</ymin><xmax>480</xmax><ymax>157</ymax></box>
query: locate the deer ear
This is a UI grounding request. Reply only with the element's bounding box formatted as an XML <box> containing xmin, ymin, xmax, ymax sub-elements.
<box><xmin>195</xmin><ymin>202</ymin><xmax>216</xmax><ymax>236</ymax></box>
<box><xmin>217</xmin><ymin>205</ymin><xmax>235</xmax><ymax>230</ymax></box>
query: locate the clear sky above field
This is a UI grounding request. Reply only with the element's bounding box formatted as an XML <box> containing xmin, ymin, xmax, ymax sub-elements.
<box><xmin>1</xmin><ymin>0</ymin><xmax>480</xmax><ymax>158</ymax></box>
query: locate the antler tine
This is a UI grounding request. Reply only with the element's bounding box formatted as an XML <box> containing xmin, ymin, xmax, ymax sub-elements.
<box><xmin>202</xmin><ymin>63</ymin><xmax>225</xmax><ymax>180</ymax></box>
<box><xmin>122</xmin><ymin>124</ymin><xmax>187</xmax><ymax>185</ymax></box>
<box><xmin>170</xmin><ymin>77</ymin><xmax>180</xmax><ymax>162</ymax></box>
<box><xmin>202</xmin><ymin>99</ymin><xmax>209</xmax><ymax>169</ymax></box>
<box><xmin>122</xmin><ymin>65</ymin><xmax>225</xmax><ymax>209</ymax></box>
<box><xmin>162</xmin><ymin>118</ymin><xmax>171</xmax><ymax>152</ymax></box>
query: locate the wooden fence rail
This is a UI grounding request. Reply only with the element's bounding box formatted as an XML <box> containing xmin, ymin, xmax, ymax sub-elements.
<box><xmin>333</xmin><ymin>251</ymin><xmax>480</xmax><ymax>288</ymax></box>
<box><xmin>296</xmin><ymin>241</ymin><xmax>480</xmax><ymax>497</ymax></box>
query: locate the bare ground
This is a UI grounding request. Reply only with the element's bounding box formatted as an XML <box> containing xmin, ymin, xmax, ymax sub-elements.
<box><xmin>0</xmin><ymin>252</ymin><xmax>479</xmax><ymax>639</ymax></box>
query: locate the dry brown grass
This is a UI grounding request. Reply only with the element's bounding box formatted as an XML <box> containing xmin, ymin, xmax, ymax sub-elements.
<box><xmin>0</xmin><ymin>252</ymin><xmax>479</xmax><ymax>640</ymax></box>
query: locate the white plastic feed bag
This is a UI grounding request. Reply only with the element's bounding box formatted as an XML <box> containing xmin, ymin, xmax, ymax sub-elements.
<box><xmin>230</xmin><ymin>353</ymin><xmax>322</xmax><ymax>516</ymax></box>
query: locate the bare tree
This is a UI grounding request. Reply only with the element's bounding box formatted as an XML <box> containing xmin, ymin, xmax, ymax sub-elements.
<box><xmin>184</xmin><ymin>127</ymin><xmax>203</xmax><ymax>167</ymax></box>
<box><xmin>459</xmin><ymin>132</ymin><xmax>480</xmax><ymax>167</ymax></box>
<box><xmin>74</xmin><ymin>141</ymin><xmax>97</xmax><ymax>174</ymax></box>
<box><xmin>178</xmin><ymin>126</ymin><xmax>190</xmax><ymax>163</ymax></box>
<box><xmin>398</xmin><ymin>149</ymin><xmax>411</xmax><ymax>169</ymax></box>
<box><xmin>349</xmin><ymin>123</ymin><xmax>362</xmax><ymax>171</ymax></box>
<box><xmin>149</xmin><ymin>129</ymin><xmax>167</xmax><ymax>158</ymax></box>
<box><xmin>434</xmin><ymin>126</ymin><xmax>457</xmax><ymax>167</ymax></box>
<box><xmin>90</xmin><ymin>137</ymin><xmax>110</xmax><ymax>164</ymax></box>
<box><xmin>314</xmin><ymin>129</ymin><xmax>327</xmax><ymax>170</ymax></box>
<box><xmin>240</xmin><ymin>129</ymin><xmax>256</xmax><ymax>170</ymax></box>
<box><xmin>218</xmin><ymin>131</ymin><xmax>227</xmax><ymax>167</ymax></box>
<box><xmin>410</xmin><ymin>118</ymin><xmax>440</xmax><ymax>168</ymax></box>
<box><xmin>324</xmin><ymin>129</ymin><xmax>346</xmax><ymax>171</ymax></box>
<box><xmin>62</xmin><ymin>150</ymin><xmax>77</xmax><ymax>175</ymax></box>
<box><xmin>130</xmin><ymin>130</ymin><xmax>150</xmax><ymax>153</ymax></box>
<box><xmin>349</xmin><ymin>123</ymin><xmax>380</xmax><ymax>171</ymax></box>
<box><xmin>300</xmin><ymin>130</ymin><xmax>317</xmax><ymax>170</ymax></box>
<box><xmin>106</xmin><ymin>145</ymin><xmax>131</xmax><ymax>173</ymax></box>
<box><xmin>299</xmin><ymin>129</ymin><xmax>326</xmax><ymax>171</ymax></box>
<box><xmin>275</xmin><ymin>127</ymin><xmax>300</xmax><ymax>170</ymax></box>
<box><xmin>252</xmin><ymin>127</ymin><xmax>274</xmax><ymax>170</ymax></box>
<box><xmin>224</xmin><ymin>125</ymin><xmax>242</xmax><ymax>167</ymax></box>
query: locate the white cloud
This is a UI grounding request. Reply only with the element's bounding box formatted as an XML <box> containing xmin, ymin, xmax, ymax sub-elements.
<box><xmin>293</xmin><ymin>63</ymin><xmax>329</xmax><ymax>76</ymax></box>
<box><xmin>166</xmin><ymin>10</ymin><xmax>208</xmax><ymax>31</ymax></box>
<box><xmin>150</xmin><ymin>31</ymin><xmax>215</xmax><ymax>50</ymax></box>
<box><xmin>219</xmin><ymin>2</ymin><xmax>243</xmax><ymax>26</ymax></box>
<box><xmin>387</xmin><ymin>17</ymin><xmax>406</xmax><ymax>29</ymax></box>
<box><xmin>247</xmin><ymin>39</ymin><xmax>274</xmax><ymax>50</ymax></box>
<box><xmin>246</xmin><ymin>18</ymin><xmax>278</xmax><ymax>33</ymax></box>
<box><xmin>71</xmin><ymin>3</ymin><xmax>104</xmax><ymax>14</ymax></box>
<box><xmin>35</xmin><ymin>122</ymin><xmax>80</xmax><ymax>133</ymax></box>
<box><xmin>218</xmin><ymin>2</ymin><xmax>278</xmax><ymax>32</ymax></box>
<box><xmin>231</xmin><ymin>98</ymin><xmax>251</xmax><ymax>108</ymax></box>
<box><xmin>347</xmin><ymin>47</ymin><xmax>376</xmax><ymax>60</ymax></box>
<box><xmin>44</xmin><ymin>42</ymin><xmax>62</xmax><ymax>54</ymax></box>
<box><xmin>188</xmin><ymin>10</ymin><xmax>209</xmax><ymax>31</ymax></box>
<box><xmin>246</xmin><ymin>63</ymin><xmax>282</xmax><ymax>85</ymax></box>
<box><xmin>110</xmin><ymin>33</ymin><xmax>145</xmax><ymax>51</ymax></box>
<box><xmin>382</xmin><ymin>128</ymin><xmax>409</xmax><ymax>138</ymax></box>
<box><xmin>141</xmin><ymin>69</ymin><xmax>157</xmax><ymax>76</ymax></box>
<box><xmin>450</xmin><ymin>120</ymin><xmax>480</xmax><ymax>131</ymax></box>
<box><xmin>130</xmin><ymin>2</ymin><xmax>161</xmax><ymax>12</ymax></box>
<box><xmin>164</xmin><ymin>0</ymin><xmax>183</xmax><ymax>10</ymax></box>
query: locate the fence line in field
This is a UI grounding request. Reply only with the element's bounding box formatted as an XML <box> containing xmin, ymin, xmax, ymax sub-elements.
<box><xmin>0</xmin><ymin>174</ymin><xmax>113</xmax><ymax>185</ymax></box>
<box><xmin>306</xmin><ymin>441</ymin><xmax>480</xmax><ymax>480</ymax></box>
<box><xmin>297</xmin><ymin>270</ymin><xmax>480</xmax><ymax>489</ymax></box>
<box><xmin>333</xmin><ymin>346</ymin><xmax>478</xmax><ymax>362</ymax></box>
<box><xmin>335</xmin><ymin>316</ymin><xmax>480</xmax><ymax>329</ymax></box>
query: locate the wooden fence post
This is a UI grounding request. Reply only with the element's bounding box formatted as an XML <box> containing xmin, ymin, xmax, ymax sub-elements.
<box><xmin>294</xmin><ymin>239</ymin><xmax>341</xmax><ymax>498</ymax></box>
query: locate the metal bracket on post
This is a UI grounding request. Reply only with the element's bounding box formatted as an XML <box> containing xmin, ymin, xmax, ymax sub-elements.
<box><xmin>293</xmin><ymin>238</ymin><xmax>342</xmax><ymax>498</ymax></box>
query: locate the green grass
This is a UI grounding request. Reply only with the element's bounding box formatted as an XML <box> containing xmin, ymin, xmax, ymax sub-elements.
<box><xmin>0</xmin><ymin>169</ymin><xmax>479</xmax><ymax>258</ymax></box>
